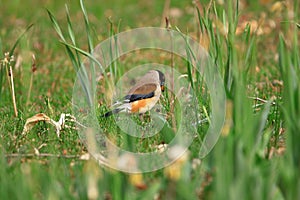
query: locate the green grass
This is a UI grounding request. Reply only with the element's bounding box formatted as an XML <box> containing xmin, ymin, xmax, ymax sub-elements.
<box><xmin>0</xmin><ymin>0</ymin><xmax>299</xmax><ymax>199</ymax></box>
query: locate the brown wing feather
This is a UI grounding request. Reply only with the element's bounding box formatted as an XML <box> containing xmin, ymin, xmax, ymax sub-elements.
<box><xmin>128</xmin><ymin>83</ymin><xmax>157</xmax><ymax>95</ymax></box>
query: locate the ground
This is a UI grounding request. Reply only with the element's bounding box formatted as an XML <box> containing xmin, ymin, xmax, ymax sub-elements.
<box><xmin>0</xmin><ymin>0</ymin><xmax>299</xmax><ymax>199</ymax></box>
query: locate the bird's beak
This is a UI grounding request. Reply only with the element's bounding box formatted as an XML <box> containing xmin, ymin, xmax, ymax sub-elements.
<box><xmin>161</xmin><ymin>85</ymin><xmax>165</xmax><ymax>92</ymax></box>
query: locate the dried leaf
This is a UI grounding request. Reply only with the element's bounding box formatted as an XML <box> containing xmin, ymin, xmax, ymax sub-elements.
<box><xmin>270</xmin><ymin>1</ymin><xmax>285</xmax><ymax>13</ymax></box>
<box><xmin>129</xmin><ymin>174</ymin><xmax>147</xmax><ymax>190</ymax></box>
<box><xmin>22</xmin><ymin>113</ymin><xmax>51</xmax><ymax>133</ymax></box>
<box><xmin>221</xmin><ymin>100</ymin><xmax>233</xmax><ymax>137</ymax></box>
<box><xmin>22</xmin><ymin>113</ymin><xmax>62</xmax><ymax>137</ymax></box>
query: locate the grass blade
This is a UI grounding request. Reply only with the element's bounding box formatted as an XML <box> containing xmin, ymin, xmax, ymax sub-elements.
<box><xmin>47</xmin><ymin>9</ymin><xmax>66</xmax><ymax>42</ymax></box>
<box><xmin>80</xmin><ymin>0</ymin><xmax>93</xmax><ymax>53</ymax></box>
<box><xmin>9</xmin><ymin>23</ymin><xmax>33</xmax><ymax>56</ymax></box>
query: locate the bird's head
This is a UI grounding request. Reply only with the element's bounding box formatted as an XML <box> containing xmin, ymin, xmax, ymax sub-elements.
<box><xmin>156</xmin><ymin>70</ymin><xmax>165</xmax><ymax>92</ymax></box>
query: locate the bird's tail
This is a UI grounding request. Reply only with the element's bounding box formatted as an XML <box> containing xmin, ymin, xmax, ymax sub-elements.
<box><xmin>102</xmin><ymin>103</ymin><xmax>131</xmax><ymax>117</ymax></box>
<box><xmin>102</xmin><ymin>108</ymin><xmax>122</xmax><ymax>117</ymax></box>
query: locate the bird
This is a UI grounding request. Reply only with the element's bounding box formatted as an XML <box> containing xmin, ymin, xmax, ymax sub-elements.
<box><xmin>103</xmin><ymin>70</ymin><xmax>165</xmax><ymax>117</ymax></box>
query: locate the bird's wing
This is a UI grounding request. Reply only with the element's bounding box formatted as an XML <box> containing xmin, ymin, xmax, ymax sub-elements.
<box><xmin>124</xmin><ymin>83</ymin><xmax>157</xmax><ymax>103</ymax></box>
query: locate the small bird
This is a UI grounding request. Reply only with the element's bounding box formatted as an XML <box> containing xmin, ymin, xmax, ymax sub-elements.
<box><xmin>103</xmin><ymin>70</ymin><xmax>165</xmax><ymax>117</ymax></box>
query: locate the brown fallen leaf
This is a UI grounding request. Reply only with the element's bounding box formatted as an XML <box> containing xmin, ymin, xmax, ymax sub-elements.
<box><xmin>22</xmin><ymin>113</ymin><xmax>81</xmax><ymax>138</ymax></box>
<box><xmin>22</xmin><ymin>113</ymin><xmax>62</xmax><ymax>137</ymax></box>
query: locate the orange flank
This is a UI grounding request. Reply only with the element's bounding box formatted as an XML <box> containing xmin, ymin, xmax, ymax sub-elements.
<box><xmin>131</xmin><ymin>98</ymin><xmax>153</xmax><ymax>113</ymax></box>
